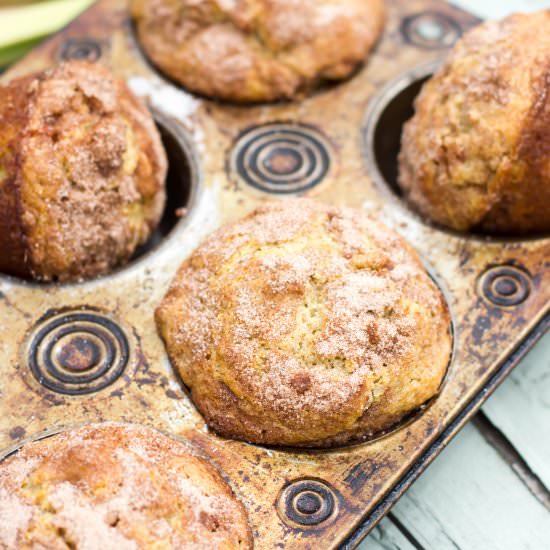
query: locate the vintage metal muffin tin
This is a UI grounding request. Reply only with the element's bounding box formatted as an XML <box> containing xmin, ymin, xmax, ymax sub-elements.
<box><xmin>1</xmin><ymin>0</ymin><xmax>549</xmax><ymax>548</ymax></box>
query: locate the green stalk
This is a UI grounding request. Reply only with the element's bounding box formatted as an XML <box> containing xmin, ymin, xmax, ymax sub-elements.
<box><xmin>0</xmin><ymin>36</ymin><xmax>44</xmax><ymax>68</ymax></box>
<box><xmin>0</xmin><ymin>0</ymin><xmax>95</xmax><ymax>67</ymax></box>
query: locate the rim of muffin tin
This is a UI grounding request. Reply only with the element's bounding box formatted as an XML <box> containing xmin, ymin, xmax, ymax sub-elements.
<box><xmin>0</xmin><ymin>110</ymin><xmax>201</xmax><ymax>288</ymax></box>
<box><xmin>363</xmin><ymin>58</ymin><xmax>550</xmax><ymax>243</ymax></box>
<box><xmin>0</xmin><ymin>422</ymin><xmax>213</xmax><ymax>461</ymax></box>
<box><xmin>0</xmin><ymin>426</ymin><xmax>70</xmax><ymax>461</ymax></box>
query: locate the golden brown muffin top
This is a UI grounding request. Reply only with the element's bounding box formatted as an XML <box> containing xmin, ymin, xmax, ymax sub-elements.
<box><xmin>0</xmin><ymin>423</ymin><xmax>252</xmax><ymax>549</ymax></box>
<box><xmin>131</xmin><ymin>0</ymin><xmax>385</xmax><ymax>102</ymax></box>
<box><xmin>0</xmin><ymin>61</ymin><xmax>167</xmax><ymax>281</ymax></box>
<box><xmin>156</xmin><ymin>200</ymin><xmax>451</xmax><ymax>446</ymax></box>
<box><xmin>399</xmin><ymin>11</ymin><xmax>550</xmax><ymax>234</ymax></box>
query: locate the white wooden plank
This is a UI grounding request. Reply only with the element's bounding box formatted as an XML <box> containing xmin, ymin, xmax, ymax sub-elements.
<box><xmin>451</xmin><ymin>0</ymin><xmax>550</xmax><ymax>19</ymax></box>
<box><xmin>482</xmin><ymin>331</ymin><xmax>550</xmax><ymax>491</ymax></box>
<box><xmin>361</xmin><ymin>518</ymin><xmax>417</xmax><ymax>550</ymax></box>
<box><xmin>384</xmin><ymin>422</ymin><xmax>550</xmax><ymax>549</ymax></box>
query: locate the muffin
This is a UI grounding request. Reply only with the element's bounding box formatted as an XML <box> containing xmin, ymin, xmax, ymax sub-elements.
<box><xmin>0</xmin><ymin>423</ymin><xmax>252</xmax><ymax>549</ymax></box>
<box><xmin>0</xmin><ymin>60</ymin><xmax>167</xmax><ymax>282</ymax></box>
<box><xmin>399</xmin><ymin>11</ymin><xmax>550</xmax><ymax>234</ymax></box>
<box><xmin>131</xmin><ymin>0</ymin><xmax>385</xmax><ymax>103</ymax></box>
<box><xmin>156</xmin><ymin>200</ymin><xmax>452</xmax><ymax>447</ymax></box>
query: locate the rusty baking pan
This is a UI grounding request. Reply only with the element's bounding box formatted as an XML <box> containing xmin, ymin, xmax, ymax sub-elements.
<box><xmin>1</xmin><ymin>1</ymin><xmax>549</xmax><ymax>548</ymax></box>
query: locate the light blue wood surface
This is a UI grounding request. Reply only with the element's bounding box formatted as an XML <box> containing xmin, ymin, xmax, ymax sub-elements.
<box><xmin>364</xmin><ymin>333</ymin><xmax>550</xmax><ymax>549</ymax></box>
<box><xmin>363</xmin><ymin>1</ymin><xmax>550</xmax><ymax>547</ymax></box>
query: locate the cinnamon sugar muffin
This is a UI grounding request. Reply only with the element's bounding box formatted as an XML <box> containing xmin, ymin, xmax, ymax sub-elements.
<box><xmin>0</xmin><ymin>423</ymin><xmax>252</xmax><ymax>549</ymax></box>
<box><xmin>0</xmin><ymin>61</ymin><xmax>167</xmax><ymax>282</ymax></box>
<box><xmin>131</xmin><ymin>0</ymin><xmax>385</xmax><ymax>103</ymax></box>
<box><xmin>399</xmin><ymin>11</ymin><xmax>550</xmax><ymax>234</ymax></box>
<box><xmin>156</xmin><ymin>200</ymin><xmax>452</xmax><ymax>447</ymax></box>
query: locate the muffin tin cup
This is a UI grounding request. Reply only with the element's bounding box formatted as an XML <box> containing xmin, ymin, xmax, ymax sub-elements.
<box><xmin>1</xmin><ymin>1</ymin><xmax>549</xmax><ymax>549</ymax></box>
<box><xmin>0</xmin><ymin>421</ymin><xmax>205</xmax><ymax>462</ymax></box>
<box><xmin>363</xmin><ymin>60</ymin><xmax>550</xmax><ymax>242</ymax></box>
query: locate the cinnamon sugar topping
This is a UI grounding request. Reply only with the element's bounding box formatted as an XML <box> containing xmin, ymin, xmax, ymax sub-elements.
<box><xmin>0</xmin><ymin>423</ymin><xmax>252</xmax><ymax>549</ymax></box>
<box><xmin>156</xmin><ymin>199</ymin><xmax>452</xmax><ymax>446</ymax></box>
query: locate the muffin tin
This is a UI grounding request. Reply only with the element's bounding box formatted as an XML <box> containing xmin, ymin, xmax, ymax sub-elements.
<box><xmin>1</xmin><ymin>0</ymin><xmax>549</xmax><ymax>548</ymax></box>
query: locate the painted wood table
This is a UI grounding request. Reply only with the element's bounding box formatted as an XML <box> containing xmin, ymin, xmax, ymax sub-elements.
<box><xmin>364</xmin><ymin>4</ymin><xmax>550</xmax><ymax>547</ymax></box>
